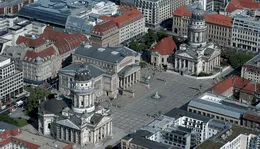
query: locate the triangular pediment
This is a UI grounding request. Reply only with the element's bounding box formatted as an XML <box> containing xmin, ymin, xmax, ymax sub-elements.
<box><xmin>177</xmin><ymin>52</ymin><xmax>193</xmax><ymax>59</ymax></box>
<box><xmin>96</xmin><ymin>116</ymin><xmax>111</xmax><ymax>128</ymax></box>
<box><xmin>56</xmin><ymin>119</ymin><xmax>80</xmax><ymax>130</ymax></box>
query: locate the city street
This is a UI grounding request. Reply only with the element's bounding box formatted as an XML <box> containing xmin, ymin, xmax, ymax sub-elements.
<box><xmin>100</xmin><ymin>68</ymin><xmax>214</xmax><ymax>133</ymax></box>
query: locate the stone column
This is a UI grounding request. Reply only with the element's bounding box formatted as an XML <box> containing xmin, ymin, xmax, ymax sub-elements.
<box><xmin>91</xmin><ymin>131</ymin><xmax>94</xmax><ymax>143</ymax></box>
<box><xmin>133</xmin><ymin>72</ymin><xmax>136</xmax><ymax>84</ymax></box>
<box><xmin>104</xmin><ymin>124</ymin><xmax>107</xmax><ymax>138</ymax></box>
<box><xmin>110</xmin><ymin>122</ymin><xmax>113</xmax><ymax>135</ymax></box>
<box><xmin>71</xmin><ymin>129</ymin><xmax>74</xmax><ymax>142</ymax></box>
<box><xmin>192</xmin><ymin>62</ymin><xmax>195</xmax><ymax>73</ymax></box>
<box><xmin>188</xmin><ymin>61</ymin><xmax>190</xmax><ymax>71</ymax></box>
<box><xmin>60</xmin><ymin>126</ymin><xmax>64</xmax><ymax>140</ymax></box>
<box><xmin>83</xmin><ymin>95</ymin><xmax>86</xmax><ymax>108</ymax></box>
<box><xmin>93</xmin><ymin>130</ymin><xmax>96</xmax><ymax>143</ymax></box>
<box><xmin>175</xmin><ymin>58</ymin><xmax>178</xmax><ymax>69</ymax></box>
<box><xmin>179</xmin><ymin>59</ymin><xmax>182</xmax><ymax>69</ymax></box>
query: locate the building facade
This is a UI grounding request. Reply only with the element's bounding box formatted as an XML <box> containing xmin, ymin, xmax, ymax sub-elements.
<box><xmin>90</xmin><ymin>20</ymin><xmax>120</xmax><ymax>47</ymax></box>
<box><xmin>231</xmin><ymin>17</ymin><xmax>260</xmax><ymax>52</ymax></box>
<box><xmin>38</xmin><ymin>63</ymin><xmax>113</xmax><ymax>146</ymax></box>
<box><xmin>173</xmin><ymin>4</ymin><xmax>221</xmax><ymax>75</ymax></box>
<box><xmin>241</xmin><ymin>54</ymin><xmax>260</xmax><ymax>83</ymax></box>
<box><xmin>150</xmin><ymin>36</ymin><xmax>177</xmax><ymax>70</ymax></box>
<box><xmin>220</xmin><ymin>134</ymin><xmax>260</xmax><ymax>149</ymax></box>
<box><xmin>63</xmin><ymin>45</ymin><xmax>141</xmax><ymax>97</ymax></box>
<box><xmin>172</xmin><ymin>3</ymin><xmax>232</xmax><ymax>47</ymax></box>
<box><xmin>188</xmin><ymin>92</ymin><xmax>250</xmax><ymax>125</ymax></box>
<box><xmin>0</xmin><ymin>56</ymin><xmax>23</xmax><ymax>105</ymax></box>
<box><xmin>0</xmin><ymin>0</ymin><xmax>34</xmax><ymax>14</ymax></box>
<box><xmin>2</xmin><ymin>27</ymin><xmax>88</xmax><ymax>85</ymax></box>
<box><xmin>134</xmin><ymin>0</ymin><xmax>188</xmax><ymax>28</ymax></box>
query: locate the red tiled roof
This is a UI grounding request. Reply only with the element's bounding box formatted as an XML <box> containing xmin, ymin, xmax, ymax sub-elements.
<box><xmin>16</xmin><ymin>36</ymin><xmax>45</xmax><ymax>48</ymax></box>
<box><xmin>225</xmin><ymin>0</ymin><xmax>260</xmax><ymax>12</ymax></box>
<box><xmin>92</xmin><ymin>20</ymin><xmax>118</xmax><ymax>36</ymax></box>
<box><xmin>113</xmin><ymin>9</ymin><xmax>143</xmax><ymax>28</ymax></box>
<box><xmin>0</xmin><ymin>137</ymin><xmax>40</xmax><ymax>149</ymax></box>
<box><xmin>205</xmin><ymin>14</ymin><xmax>233</xmax><ymax>27</ymax></box>
<box><xmin>151</xmin><ymin>36</ymin><xmax>176</xmax><ymax>55</ymax></box>
<box><xmin>24</xmin><ymin>46</ymin><xmax>56</xmax><ymax>63</ymax></box>
<box><xmin>211</xmin><ymin>76</ymin><xmax>233</xmax><ymax>94</ymax></box>
<box><xmin>211</xmin><ymin>76</ymin><xmax>250</xmax><ymax>94</ymax></box>
<box><xmin>173</xmin><ymin>5</ymin><xmax>232</xmax><ymax>27</ymax></box>
<box><xmin>173</xmin><ymin>5</ymin><xmax>191</xmax><ymax>17</ymax></box>
<box><xmin>241</xmin><ymin>82</ymin><xmax>260</xmax><ymax>94</ymax></box>
<box><xmin>243</xmin><ymin>113</ymin><xmax>260</xmax><ymax>123</ymax></box>
<box><xmin>99</xmin><ymin>15</ymin><xmax>113</xmax><ymax>21</ymax></box>
<box><xmin>17</xmin><ymin>26</ymin><xmax>88</xmax><ymax>56</ymax></box>
<box><xmin>233</xmin><ymin>76</ymin><xmax>251</xmax><ymax>89</ymax></box>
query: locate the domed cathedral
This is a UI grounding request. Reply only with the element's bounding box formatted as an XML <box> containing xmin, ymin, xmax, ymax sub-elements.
<box><xmin>173</xmin><ymin>4</ymin><xmax>221</xmax><ymax>75</ymax></box>
<box><xmin>38</xmin><ymin>63</ymin><xmax>113</xmax><ymax>147</ymax></box>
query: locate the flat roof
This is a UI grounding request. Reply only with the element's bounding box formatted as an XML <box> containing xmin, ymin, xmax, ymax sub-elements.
<box><xmin>73</xmin><ymin>45</ymin><xmax>138</xmax><ymax>64</ymax></box>
<box><xmin>165</xmin><ymin>108</ymin><xmax>211</xmax><ymax>123</ymax></box>
<box><xmin>122</xmin><ymin>130</ymin><xmax>170</xmax><ymax>149</ymax></box>
<box><xmin>188</xmin><ymin>99</ymin><xmax>247</xmax><ymax>119</ymax></box>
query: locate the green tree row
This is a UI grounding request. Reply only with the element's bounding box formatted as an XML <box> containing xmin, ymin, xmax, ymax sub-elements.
<box><xmin>129</xmin><ymin>29</ymin><xmax>168</xmax><ymax>52</ymax></box>
<box><xmin>221</xmin><ymin>50</ymin><xmax>254</xmax><ymax>69</ymax></box>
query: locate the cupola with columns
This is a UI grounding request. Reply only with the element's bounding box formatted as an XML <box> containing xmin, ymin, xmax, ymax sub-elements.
<box><xmin>72</xmin><ymin>63</ymin><xmax>96</xmax><ymax>114</ymax></box>
<box><xmin>188</xmin><ymin>4</ymin><xmax>207</xmax><ymax>48</ymax></box>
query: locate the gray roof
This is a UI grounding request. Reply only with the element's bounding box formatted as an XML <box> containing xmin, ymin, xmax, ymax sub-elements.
<box><xmin>73</xmin><ymin>45</ymin><xmax>138</xmax><ymax>64</ymax></box>
<box><xmin>90</xmin><ymin>113</ymin><xmax>103</xmax><ymax>125</ymax></box>
<box><xmin>188</xmin><ymin>99</ymin><xmax>247</xmax><ymax>119</ymax></box>
<box><xmin>204</xmin><ymin>48</ymin><xmax>214</xmax><ymax>57</ymax></box>
<box><xmin>41</xmin><ymin>98</ymin><xmax>68</xmax><ymax>114</ymax></box>
<box><xmin>0</xmin><ymin>121</ymin><xmax>18</xmax><ymax>130</ymax></box>
<box><xmin>118</xmin><ymin>64</ymin><xmax>140</xmax><ymax>76</ymax></box>
<box><xmin>56</xmin><ymin>116</ymin><xmax>81</xmax><ymax>130</ymax></box>
<box><xmin>0</xmin><ymin>0</ymin><xmax>25</xmax><ymax>8</ymax></box>
<box><xmin>0</xmin><ymin>55</ymin><xmax>9</xmax><ymax>62</ymax></box>
<box><xmin>2</xmin><ymin>45</ymin><xmax>27</xmax><ymax>60</ymax></box>
<box><xmin>244</xmin><ymin>54</ymin><xmax>260</xmax><ymax>67</ymax></box>
<box><xmin>122</xmin><ymin>130</ymin><xmax>170</xmax><ymax>149</ymax></box>
<box><xmin>65</xmin><ymin>16</ymin><xmax>93</xmax><ymax>34</ymax></box>
<box><xmin>17</xmin><ymin>0</ymin><xmax>114</xmax><ymax>27</ymax></box>
<box><xmin>59</xmin><ymin>63</ymin><xmax>106</xmax><ymax>77</ymax></box>
<box><xmin>165</xmin><ymin>108</ymin><xmax>211</xmax><ymax>123</ymax></box>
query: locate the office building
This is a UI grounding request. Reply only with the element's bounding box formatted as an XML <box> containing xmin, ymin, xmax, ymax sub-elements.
<box><xmin>0</xmin><ymin>56</ymin><xmax>23</xmax><ymax>105</ymax></box>
<box><xmin>121</xmin><ymin>130</ymin><xmax>171</xmax><ymax>149</ymax></box>
<box><xmin>134</xmin><ymin>0</ymin><xmax>188</xmax><ymax>28</ymax></box>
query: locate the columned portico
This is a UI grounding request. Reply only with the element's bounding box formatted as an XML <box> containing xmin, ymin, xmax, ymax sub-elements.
<box><xmin>119</xmin><ymin>66</ymin><xmax>140</xmax><ymax>90</ymax></box>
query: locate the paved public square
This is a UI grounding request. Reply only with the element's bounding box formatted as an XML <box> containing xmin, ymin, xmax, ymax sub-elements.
<box><xmin>101</xmin><ymin>68</ymin><xmax>214</xmax><ymax>133</ymax></box>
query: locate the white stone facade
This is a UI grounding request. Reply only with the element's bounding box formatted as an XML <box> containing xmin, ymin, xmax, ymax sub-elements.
<box><xmin>232</xmin><ymin>16</ymin><xmax>260</xmax><ymax>53</ymax></box>
<box><xmin>173</xmin><ymin>5</ymin><xmax>221</xmax><ymax>75</ymax></box>
<box><xmin>134</xmin><ymin>0</ymin><xmax>188</xmax><ymax>28</ymax></box>
<box><xmin>220</xmin><ymin>134</ymin><xmax>259</xmax><ymax>149</ymax></box>
<box><xmin>38</xmin><ymin>64</ymin><xmax>113</xmax><ymax>146</ymax></box>
<box><xmin>0</xmin><ymin>56</ymin><xmax>23</xmax><ymax>102</ymax></box>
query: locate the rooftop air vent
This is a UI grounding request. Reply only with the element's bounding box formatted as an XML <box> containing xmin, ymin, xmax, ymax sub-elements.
<box><xmin>111</xmin><ymin>51</ymin><xmax>119</xmax><ymax>55</ymax></box>
<box><xmin>97</xmin><ymin>48</ymin><xmax>105</xmax><ymax>52</ymax></box>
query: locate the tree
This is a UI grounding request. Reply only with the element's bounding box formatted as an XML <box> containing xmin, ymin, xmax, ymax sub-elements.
<box><xmin>25</xmin><ymin>87</ymin><xmax>50</xmax><ymax>116</ymax></box>
<box><xmin>156</xmin><ymin>31</ymin><xmax>168</xmax><ymax>41</ymax></box>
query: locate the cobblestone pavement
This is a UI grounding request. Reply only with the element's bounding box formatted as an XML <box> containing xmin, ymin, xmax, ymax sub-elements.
<box><xmin>100</xmin><ymin>68</ymin><xmax>214</xmax><ymax>133</ymax></box>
